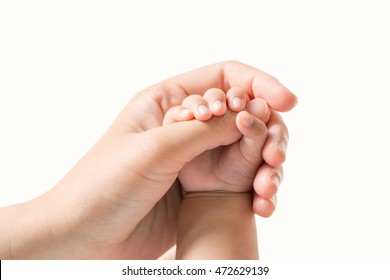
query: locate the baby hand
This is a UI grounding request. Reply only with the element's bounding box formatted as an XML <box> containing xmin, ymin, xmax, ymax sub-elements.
<box><xmin>163</xmin><ymin>87</ymin><xmax>270</xmax><ymax>193</ymax></box>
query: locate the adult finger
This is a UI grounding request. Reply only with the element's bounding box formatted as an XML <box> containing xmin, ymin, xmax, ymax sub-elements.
<box><xmin>253</xmin><ymin>164</ymin><xmax>283</xmax><ymax>199</ymax></box>
<box><xmin>143</xmin><ymin>110</ymin><xmax>241</xmax><ymax>172</ymax></box>
<box><xmin>149</xmin><ymin>61</ymin><xmax>297</xmax><ymax>112</ymax></box>
<box><xmin>236</xmin><ymin>111</ymin><xmax>268</xmax><ymax>166</ymax></box>
<box><xmin>245</xmin><ymin>98</ymin><xmax>271</xmax><ymax>123</ymax></box>
<box><xmin>253</xmin><ymin>193</ymin><xmax>277</xmax><ymax>218</ymax></box>
<box><xmin>262</xmin><ymin>111</ymin><xmax>289</xmax><ymax>168</ymax></box>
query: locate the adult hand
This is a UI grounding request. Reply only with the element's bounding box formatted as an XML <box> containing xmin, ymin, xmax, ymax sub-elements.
<box><xmin>122</xmin><ymin>61</ymin><xmax>295</xmax><ymax>219</ymax></box>
<box><xmin>2</xmin><ymin>61</ymin><xmax>296</xmax><ymax>259</ymax></box>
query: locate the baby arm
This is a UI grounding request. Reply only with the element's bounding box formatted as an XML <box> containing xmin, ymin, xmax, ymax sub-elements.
<box><xmin>163</xmin><ymin>88</ymin><xmax>269</xmax><ymax>259</ymax></box>
<box><xmin>176</xmin><ymin>192</ymin><xmax>258</xmax><ymax>259</ymax></box>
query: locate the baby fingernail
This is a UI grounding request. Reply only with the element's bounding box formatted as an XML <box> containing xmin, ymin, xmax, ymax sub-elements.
<box><xmin>179</xmin><ymin>108</ymin><xmax>191</xmax><ymax>116</ymax></box>
<box><xmin>197</xmin><ymin>105</ymin><xmax>209</xmax><ymax>115</ymax></box>
<box><xmin>232</xmin><ymin>97</ymin><xmax>242</xmax><ymax>108</ymax></box>
<box><xmin>213</xmin><ymin>100</ymin><xmax>223</xmax><ymax>111</ymax></box>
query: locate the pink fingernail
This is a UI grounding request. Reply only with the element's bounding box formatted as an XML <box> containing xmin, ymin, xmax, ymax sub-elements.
<box><xmin>213</xmin><ymin>100</ymin><xmax>223</xmax><ymax>111</ymax></box>
<box><xmin>197</xmin><ymin>105</ymin><xmax>209</xmax><ymax>115</ymax></box>
<box><xmin>232</xmin><ymin>97</ymin><xmax>242</xmax><ymax>108</ymax></box>
<box><xmin>271</xmin><ymin>175</ymin><xmax>280</xmax><ymax>187</ymax></box>
<box><xmin>271</xmin><ymin>195</ymin><xmax>277</xmax><ymax>207</ymax></box>
<box><xmin>179</xmin><ymin>108</ymin><xmax>191</xmax><ymax>116</ymax></box>
<box><xmin>278</xmin><ymin>139</ymin><xmax>287</xmax><ymax>152</ymax></box>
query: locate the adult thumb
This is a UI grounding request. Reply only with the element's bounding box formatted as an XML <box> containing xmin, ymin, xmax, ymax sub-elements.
<box><xmin>141</xmin><ymin>114</ymin><xmax>242</xmax><ymax>175</ymax></box>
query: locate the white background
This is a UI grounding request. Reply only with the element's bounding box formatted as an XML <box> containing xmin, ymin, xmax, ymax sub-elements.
<box><xmin>1</xmin><ymin>0</ymin><xmax>389</xmax><ymax>259</ymax></box>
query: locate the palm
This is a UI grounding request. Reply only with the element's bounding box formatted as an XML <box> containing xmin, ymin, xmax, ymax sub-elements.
<box><xmin>117</xmin><ymin>181</ymin><xmax>182</xmax><ymax>259</ymax></box>
<box><xmin>108</xmin><ymin>89</ymin><xmax>188</xmax><ymax>258</ymax></box>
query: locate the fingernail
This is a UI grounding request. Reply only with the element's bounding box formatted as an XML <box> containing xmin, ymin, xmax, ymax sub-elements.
<box><xmin>179</xmin><ymin>108</ymin><xmax>191</xmax><ymax>116</ymax></box>
<box><xmin>232</xmin><ymin>97</ymin><xmax>242</xmax><ymax>108</ymax></box>
<box><xmin>278</xmin><ymin>138</ymin><xmax>287</xmax><ymax>152</ymax></box>
<box><xmin>197</xmin><ymin>105</ymin><xmax>209</xmax><ymax>115</ymax></box>
<box><xmin>241</xmin><ymin>114</ymin><xmax>254</xmax><ymax>128</ymax></box>
<box><xmin>271</xmin><ymin>175</ymin><xmax>280</xmax><ymax>187</ymax></box>
<box><xmin>213</xmin><ymin>100</ymin><xmax>223</xmax><ymax>111</ymax></box>
<box><xmin>271</xmin><ymin>195</ymin><xmax>278</xmax><ymax>207</ymax></box>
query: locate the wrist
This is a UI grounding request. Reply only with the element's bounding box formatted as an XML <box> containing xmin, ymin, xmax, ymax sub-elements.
<box><xmin>1</xmin><ymin>193</ymin><xmax>66</xmax><ymax>259</ymax></box>
<box><xmin>183</xmin><ymin>190</ymin><xmax>252</xmax><ymax>199</ymax></box>
<box><xmin>176</xmin><ymin>191</ymin><xmax>258</xmax><ymax>260</ymax></box>
<box><xmin>1</xmin><ymin>188</ymin><xmax>91</xmax><ymax>259</ymax></box>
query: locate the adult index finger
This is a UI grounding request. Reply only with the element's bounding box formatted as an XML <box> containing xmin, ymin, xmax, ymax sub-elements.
<box><xmin>162</xmin><ymin>60</ymin><xmax>298</xmax><ymax>112</ymax></box>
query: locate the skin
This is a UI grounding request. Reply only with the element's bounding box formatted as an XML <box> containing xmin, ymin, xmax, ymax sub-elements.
<box><xmin>0</xmin><ymin>61</ymin><xmax>296</xmax><ymax>259</ymax></box>
<box><xmin>164</xmin><ymin>88</ymin><xmax>269</xmax><ymax>193</ymax></box>
<box><xmin>163</xmin><ymin>89</ymin><xmax>268</xmax><ymax>259</ymax></box>
<box><xmin>176</xmin><ymin>192</ymin><xmax>258</xmax><ymax>260</ymax></box>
